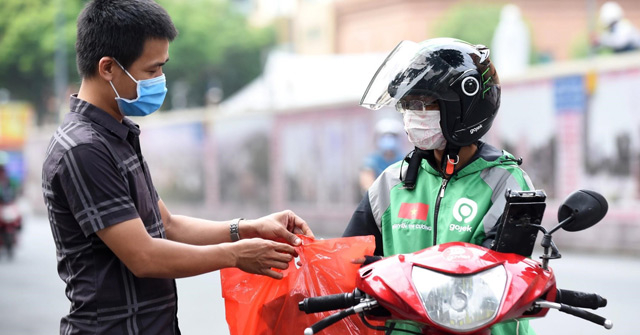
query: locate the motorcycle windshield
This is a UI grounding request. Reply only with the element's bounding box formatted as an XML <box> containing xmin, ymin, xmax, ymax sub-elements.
<box><xmin>359</xmin><ymin>39</ymin><xmax>461</xmax><ymax>110</ymax></box>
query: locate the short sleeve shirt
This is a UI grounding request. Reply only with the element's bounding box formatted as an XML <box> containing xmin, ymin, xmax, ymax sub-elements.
<box><xmin>42</xmin><ymin>95</ymin><xmax>179</xmax><ymax>334</ymax></box>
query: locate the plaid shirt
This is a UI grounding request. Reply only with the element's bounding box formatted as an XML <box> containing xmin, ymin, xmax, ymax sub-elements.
<box><xmin>42</xmin><ymin>95</ymin><xmax>179</xmax><ymax>334</ymax></box>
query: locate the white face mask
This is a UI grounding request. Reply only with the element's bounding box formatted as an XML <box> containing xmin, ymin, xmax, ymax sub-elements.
<box><xmin>402</xmin><ymin>109</ymin><xmax>447</xmax><ymax>150</ymax></box>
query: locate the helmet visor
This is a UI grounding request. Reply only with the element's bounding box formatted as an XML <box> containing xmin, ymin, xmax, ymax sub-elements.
<box><xmin>360</xmin><ymin>40</ymin><xmax>460</xmax><ymax>110</ymax></box>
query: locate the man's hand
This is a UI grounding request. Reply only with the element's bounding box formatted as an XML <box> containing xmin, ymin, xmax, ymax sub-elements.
<box><xmin>231</xmin><ymin>238</ymin><xmax>296</xmax><ymax>279</ymax></box>
<box><xmin>351</xmin><ymin>255</ymin><xmax>383</xmax><ymax>266</ymax></box>
<box><xmin>241</xmin><ymin>210</ymin><xmax>315</xmax><ymax>246</ymax></box>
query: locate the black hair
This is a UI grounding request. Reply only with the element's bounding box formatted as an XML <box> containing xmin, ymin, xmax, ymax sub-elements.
<box><xmin>76</xmin><ymin>0</ymin><xmax>178</xmax><ymax>78</ymax></box>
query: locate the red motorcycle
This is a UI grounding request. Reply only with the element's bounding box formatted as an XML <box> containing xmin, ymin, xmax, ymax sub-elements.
<box><xmin>0</xmin><ymin>201</ymin><xmax>22</xmax><ymax>259</ymax></box>
<box><xmin>299</xmin><ymin>189</ymin><xmax>613</xmax><ymax>334</ymax></box>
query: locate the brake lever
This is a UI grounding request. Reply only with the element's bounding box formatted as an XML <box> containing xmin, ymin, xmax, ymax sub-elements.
<box><xmin>535</xmin><ymin>300</ymin><xmax>613</xmax><ymax>330</ymax></box>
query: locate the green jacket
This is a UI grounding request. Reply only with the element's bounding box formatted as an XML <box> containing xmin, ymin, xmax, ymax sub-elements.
<box><xmin>344</xmin><ymin>142</ymin><xmax>536</xmax><ymax>335</ymax></box>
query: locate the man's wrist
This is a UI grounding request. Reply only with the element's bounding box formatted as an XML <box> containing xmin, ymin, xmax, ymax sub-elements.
<box><xmin>230</xmin><ymin>218</ymin><xmax>243</xmax><ymax>242</ymax></box>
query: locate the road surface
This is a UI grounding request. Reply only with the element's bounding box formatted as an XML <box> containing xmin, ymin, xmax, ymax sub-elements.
<box><xmin>0</xmin><ymin>215</ymin><xmax>637</xmax><ymax>334</ymax></box>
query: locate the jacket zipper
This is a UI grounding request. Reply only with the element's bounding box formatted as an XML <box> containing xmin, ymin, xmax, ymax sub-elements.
<box><xmin>432</xmin><ymin>178</ymin><xmax>448</xmax><ymax>245</ymax></box>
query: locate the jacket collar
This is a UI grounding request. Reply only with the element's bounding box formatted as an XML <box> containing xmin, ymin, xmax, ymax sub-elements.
<box><xmin>421</xmin><ymin>141</ymin><xmax>518</xmax><ymax>179</ymax></box>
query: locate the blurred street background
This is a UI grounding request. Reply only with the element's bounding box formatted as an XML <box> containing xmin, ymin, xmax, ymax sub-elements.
<box><xmin>2</xmin><ymin>0</ymin><xmax>640</xmax><ymax>334</ymax></box>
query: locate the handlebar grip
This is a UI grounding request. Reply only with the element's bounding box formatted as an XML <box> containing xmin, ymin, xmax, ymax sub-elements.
<box><xmin>556</xmin><ymin>289</ymin><xmax>607</xmax><ymax>309</ymax></box>
<box><xmin>304</xmin><ymin>308</ymin><xmax>356</xmax><ymax>335</ymax></box>
<box><xmin>299</xmin><ymin>292</ymin><xmax>357</xmax><ymax>314</ymax></box>
<box><xmin>558</xmin><ymin>304</ymin><xmax>613</xmax><ymax>329</ymax></box>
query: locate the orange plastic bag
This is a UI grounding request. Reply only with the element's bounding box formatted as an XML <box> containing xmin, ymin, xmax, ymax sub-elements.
<box><xmin>220</xmin><ymin>235</ymin><xmax>384</xmax><ymax>335</ymax></box>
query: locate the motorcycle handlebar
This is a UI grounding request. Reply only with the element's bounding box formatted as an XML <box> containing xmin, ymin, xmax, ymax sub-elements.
<box><xmin>556</xmin><ymin>289</ymin><xmax>607</xmax><ymax>310</ymax></box>
<box><xmin>298</xmin><ymin>291</ymin><xmax>359</xmax><ymax>314</ymax></box>
<box><xmin>303</xmin><ymin>308</ymin><xmax>356</xmax><ymax>335</ymax></box>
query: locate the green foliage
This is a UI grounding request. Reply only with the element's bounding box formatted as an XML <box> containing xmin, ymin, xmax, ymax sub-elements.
<box><xmin>0</xmin><ymin>0</ymin><xmax>82</xmax><ymax>122</ymax></box>
<box><xmin>569</xmin><ymin>32</ymin><xmax>592</xmax><ymax>59</ymax></box>
<box><xmin>0</xmin><ymin>0</ymin><xmax>275</xmax><ymax>122</ymax></box>
<box><xmin>158</xmin><ymin>0</ymin><xmax>275</xmax><ymax>107</ymax></box>
<box><xmin>569</xmin><ymin>31</ymin><xmax>614</xmax><ymax>59</ymax></box>
<box><xmin>431</xmin><ymin>2</ymin><xmax>504</xmax><ymax>47</ymax></box>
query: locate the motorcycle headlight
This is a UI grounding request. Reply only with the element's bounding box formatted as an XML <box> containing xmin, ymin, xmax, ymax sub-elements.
<box><xmin>412</xmin><ymin>265</ymin><xmax>507</xmax><ymax>332</ymax></box>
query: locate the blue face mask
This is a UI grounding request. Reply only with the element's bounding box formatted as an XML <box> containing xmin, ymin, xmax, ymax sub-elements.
<box><xmin>377</xmin><ymin>133</ymin><xmax>400</xmax><ymax>152</ymax></box>
<box><xmin>109</xmin><ymin>59</ymin><xmax>168</xmax><ymax>117</ymax></box>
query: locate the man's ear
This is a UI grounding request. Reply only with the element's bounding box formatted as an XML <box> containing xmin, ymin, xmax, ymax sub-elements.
<box><xmin>98</xmin><ymin>57</ymin><xmax>116</xmax><ymax>82</ymax></box>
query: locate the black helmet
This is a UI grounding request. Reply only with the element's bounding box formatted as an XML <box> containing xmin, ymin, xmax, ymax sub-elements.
<box><xmin>360</xmin><ymin>38</ymin><xmax>500</xmax><ymax>147</ymax></box>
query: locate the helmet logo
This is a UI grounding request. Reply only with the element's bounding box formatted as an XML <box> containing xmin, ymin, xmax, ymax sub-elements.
<box><xmin>470</xmin><ymin>124</ymin><xmax>483</xmax><ymax>134</ymax></box>
<box><xmin>461</xmin><ymin>77</ymin><xmax>479</xmax><ymax>96</ymax></box>
<box><xmin>481</xmin><ymin>67</ymin><xmax>492</xmax><ymax>99</ymax></box>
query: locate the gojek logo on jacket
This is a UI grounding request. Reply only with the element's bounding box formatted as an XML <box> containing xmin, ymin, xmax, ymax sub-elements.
<box><xmin>450</xmin><ymin>198</ymin><xmax>477</xmax><ymax>233</ymax></box>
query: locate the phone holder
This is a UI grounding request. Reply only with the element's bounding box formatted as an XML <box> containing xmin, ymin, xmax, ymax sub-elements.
<box><xmin>492</xmin><ymin>189</ymin><xmax>547</xmax><ymax>257</ymax></box>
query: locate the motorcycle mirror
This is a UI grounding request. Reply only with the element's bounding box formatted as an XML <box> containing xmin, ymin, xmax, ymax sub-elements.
<box><xmin>557</xmin><ymin>190</ymin><xmax>608</xmax><ymax>232</ymax></box>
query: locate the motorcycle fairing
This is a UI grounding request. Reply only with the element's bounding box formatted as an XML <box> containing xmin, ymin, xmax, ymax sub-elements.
<box><xmin>356</xmin><ymin>242</ymin><xmax>556</xmax><ymax>334</ymax></box>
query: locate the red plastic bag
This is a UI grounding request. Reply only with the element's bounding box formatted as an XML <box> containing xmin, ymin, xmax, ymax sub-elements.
<box><xmin>221</xmin><ymin>235</ymin><xmax>384</xmax><ymax>335</ymax></box>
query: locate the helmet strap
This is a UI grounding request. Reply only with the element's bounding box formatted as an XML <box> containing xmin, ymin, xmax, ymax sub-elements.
<box><xmin>401</xmin><ymin>148</ymin><xmax>428</xmax><ymax>190</ymax></box>
<box><xmin>401</xmin><ymin>145</ymin><xmax>462</xmax><ymax>189</ymax></box>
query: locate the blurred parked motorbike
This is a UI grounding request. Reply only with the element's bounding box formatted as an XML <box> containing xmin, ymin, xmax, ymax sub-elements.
<box><xmin>0</xmin><ymin>201</ymin><xmax>22</xmax><ymax>259</ymax></box>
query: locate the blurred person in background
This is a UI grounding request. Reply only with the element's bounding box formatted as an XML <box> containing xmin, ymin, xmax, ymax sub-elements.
<box><xmin>0</xmin><ymin>151</ymin><xmax>19</xmax><ymax>205</ymax></box>
<box><xmin>0</xmin><ymin>150</ymin><xmax>22</xmax><ymax>259</ymax></box>
<box><xmin>41</xmin><ymin>1</ymin><xmax>313</xmax><ymax>334</ymax></box>
<box><xmin>359</xmin><ymin>118</ymin><xmax>406</xmax><ymax>192</ymax></box>
<box><xmin>343</xmin><ymin>38</ymin><xmax>535</xmax><ymax>335</ymax></box>
<box><xmin>593</xmin><ymin>1</ymin><xmax>640</xmax><ymax>53</ymax></box>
